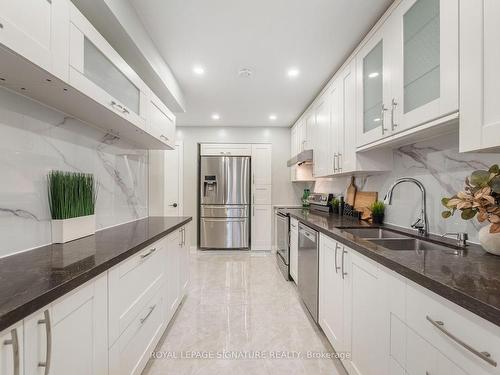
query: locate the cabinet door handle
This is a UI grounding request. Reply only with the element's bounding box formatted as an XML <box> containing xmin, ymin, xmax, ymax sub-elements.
<box><xmin>0</xmin><ymin>23</ymin><xmax>3</xmax><ymax>29</ymax></box>
<box><xmin>38</xmin><ymin>310</ymin><xmax>52</xmax><ymax>375</ymax></box>
<box><xmin>391</xmin><ymin>98</ymin><xmax>398</xmax><ymax>131</ymax></box>
<box><xmin>426</xmin><ymin>316</ymin><xmax>497</xmax><ymax>367</ymax></box>
<box><xmin>160</xmin><ymin>134</ymin><xmax>169</xmax><ymax>141</ymax></box>
<box><xmin>337</xmin><ymin>153</ymin><xmax>342</xmax><ymax>172</ymax></box>
<box><xmin>333</xmin><ymin>153</ymin><xmax>338</xmax><ymax>173</ymax></box>
<box><xmin>140</xmin><ymin>305</ymin><xmax>157</xmax><ymax>324</ymax></box>
<box><xmin>140</xmin><ymin>247</ymin><xmax>157</xmax><ymax>259</ymax></box>
<box><xmin>381</xmin><ymin>104</ymin><xmax>388</xmax><ymax>135</ymax></box>
<box><xmin>3</xmin><ymin>328</ymin><xmax>20</xmax><ymax>375</ymax></box>
<box><xmin>341</xmin><ymin>249</ymin><xmax>348</xmax><ymax>279</ymax></box>
<box><xmin>334</xmin><ymin>243</ymin><xmax>341</xmax><ymax>274</ymax></box>
<box><xmin>182</xmin><ymin>228</ymin><xmax>186</xmax><ymax>246</ymax></box>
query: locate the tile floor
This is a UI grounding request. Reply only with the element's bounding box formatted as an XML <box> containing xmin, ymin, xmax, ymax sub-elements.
<box><xmin>144</xmin><ymin>251</ymin><xmax>345</xmax><ymax>375</ymax></box>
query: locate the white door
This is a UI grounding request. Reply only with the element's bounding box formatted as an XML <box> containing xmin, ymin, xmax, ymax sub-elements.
<box><xmin>251</xmin><ymin>205</ymin><xmax>272</xmax><ymax>251</ymax></box>
<box><xmin>319</xmin><ymin>236</ymin><xmax>345</xmax><ymax>351</ymax></box>
<box><xmin>460</xmin><ymin>0</ymin><xmax>500</xmax><ymax>152</ymax></box>
<box><xmin>251</xmin><ymin>144</ymin><xmax>272</xmax><ymax>185</ymax></box>
<box><xmin>0</xmin><ymin>323</ymin><xmax>23</xmax><ymax>375</ymax></box>
<box><xmin>149</xmin><ymin>143</ymin><xmax>183</xmax><ymax>216</ymax></box>
<box><xmin>356</xmin><ymin>24</ymin><xmax>392</xmax><ymax>147</ymax></box>
<box><xmin>344</xmin><ymin>250</ymin><xmax>389</xmax><ymax>375</ymax></box>
<box><xmin>390</xmin><ymin>0</ymin><xmax>459</xmax><ymax>134</ymax></box>
<box><xmin>50</xmin><ymin>275</ymin><xmax>108</xmax><ymax>375</ymax></box>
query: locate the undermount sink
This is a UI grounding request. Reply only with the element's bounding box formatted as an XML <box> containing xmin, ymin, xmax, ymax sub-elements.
<box><xmin>368</xmin><ymin>238</ymin><xmax>455</xmax><ymax>252</ymax></box>
<box><xmin>342</xmin><ymin>228</ymin><xmax>408</xmax><ymax>239</ymax></box>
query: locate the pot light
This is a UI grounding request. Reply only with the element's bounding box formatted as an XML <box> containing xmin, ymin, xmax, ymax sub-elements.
<box><xmin>368</xmin><ymin>72</ymin><xmax>379</xmax><ymax>78</ymax></box>
<box><xmin>193</xmin><ymin>65</ymin><xmax>205</xmax><ymax>75</ymax></box>
<box><xmin>373</xmin><ymin>118</ymin><xmax>381</xmax><ymax>122</ymax></box>
<box><xmin>269</xmin><ymin>114</ymin><xmax>277</xmax><ymax>121</ymax></box>
<box><xmin>287</xmin><ymin>68</ymin><xmax>300</xmax><ymax>78</ymax></box>
<box><xmin>211</xmin><ymin>113</ymin><xmax>220</xmax><ymax>120</ymax></box>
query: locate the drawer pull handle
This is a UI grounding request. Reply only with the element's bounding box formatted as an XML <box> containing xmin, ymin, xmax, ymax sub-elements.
<box><xmin>140</xmin><ymin>305</ymin><xmax>156</xmax><ymax>324</ymax></box>
<box><xmin>160</xmin><ymin>134</ymin><xmax>169</xmax><ymax>141</ymax></box>
<box><xmin>37</xmin><ymin>310</ymin><xmax>52</xmax><ymax>375</ymax></box>
<box><xmin>426</xmin><ymin>316</ymin><xmax>497</xmax><ymax>367</ymax></box>
<box><xmin>140</xmin><ymin>248</ymin><xmax>157</xmax><ymax>259</ymax></box>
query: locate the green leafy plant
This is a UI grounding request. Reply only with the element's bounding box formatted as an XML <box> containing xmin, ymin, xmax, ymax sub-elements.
<box><xmin>370</xmin><ymin>201</ymin><xmax>385</xmax><ymax>216</ymax></box>
<box><xmin>442</xmin><ymin>164</ymin><xmax>500</xmax><ymax>234</ymax></box>
<box><xmin>48</xmin><ymin>171</ymin><xmax>98</xmax><ymax>220</ymax></box>
<box><xmin>330</xmin><ymin>198</ymin><xmax>340</xmax><ymax>209</ymax></box>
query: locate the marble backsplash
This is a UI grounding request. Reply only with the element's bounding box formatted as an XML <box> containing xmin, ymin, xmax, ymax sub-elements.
<box><xmin>314</xmin><ymin>132</ymin><xmax>499</xmax><ymax>244</ymax></box>
<box><xmin>0</xmin><ymin>88</ymin><xmax>148</xmax><ymax>257</ymax></box>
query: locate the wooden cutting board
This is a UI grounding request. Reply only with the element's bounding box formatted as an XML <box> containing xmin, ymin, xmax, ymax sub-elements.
<box><xmin>354</xmin><ymin>191</ymin><xmax>378</xmax><ymax>220</ymax></box>
<box><xmin>346</xmin><ymin>176</ymin><xmax>357</xmax><ymax>206</ymax></box>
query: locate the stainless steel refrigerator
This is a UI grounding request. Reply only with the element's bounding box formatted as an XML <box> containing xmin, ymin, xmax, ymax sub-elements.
<box><xmin>199</xmin><ymin>156</ymin><xmax>250</xmax><ymax>249</ymax></box>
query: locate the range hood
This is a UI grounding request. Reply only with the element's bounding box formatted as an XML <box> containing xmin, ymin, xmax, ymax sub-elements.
<box><xmin>287</xmin><ymin>149</ymin><xmax>313</xmax><ymax>167</ymax></box>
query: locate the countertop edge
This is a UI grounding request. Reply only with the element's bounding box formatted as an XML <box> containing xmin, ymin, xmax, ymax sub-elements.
<box><xmin>287</xmin><ymin>212</ymin><xmax>500</xmax><ymax>328</ymax></box>
<box><xmin>0</xmin><ymin>217</ymin><xmax>192</xmax><ymax>332</ymax></box>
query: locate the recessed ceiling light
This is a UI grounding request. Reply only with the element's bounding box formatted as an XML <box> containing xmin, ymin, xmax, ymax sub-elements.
<box><xmin>373</xmin><ymin>118</ymin><xmax>381</xmax><ymax>122</ymax></box>
<box><xmin>193</xmin><ymin>65</ymin><xmax>205</xmax><ymax>75</ymax></box>
<box><xmin>368</xmin><ymin>72</ymin><xmax>379</xmax><ymax>78</ymax></box>
<box><xmin>211</xmin><ymin>113</ymin><xmax>220</xmax><ymax>120</ymax></box>
<box><xmin>238</xmin><ymin>68</ymin><xmax>253</xmax><ymax>78</ymax></box>
<box><xmin>269</xmin><ymin>114</ymin><xmax>277</xmax><ymax>121</ymax></box>
<box><xmin>287</xmin><ymin>68</ymin><xmax>300</xmax><ymax>78</ymax></box>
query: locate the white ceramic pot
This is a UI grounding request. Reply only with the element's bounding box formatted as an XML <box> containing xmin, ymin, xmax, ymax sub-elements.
<box><xmin>478</xmin><ymin>223</ymin><xmax>500</xmax><ymax>256</ymax></box>
<box><xmin>51</xmin><ymin>214</ymin><xmax>96</xmax><ymax>243</ymax></box>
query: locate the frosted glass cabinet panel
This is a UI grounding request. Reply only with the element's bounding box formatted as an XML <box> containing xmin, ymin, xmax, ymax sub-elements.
<box><xmin>390</xmin><ymin>0</ymin><xmax>458</xmax><ymax>134</ymax></box>
<box><xmin>363</xmin><ymin>41</ymin><xmax>384</xmax><ymax>134</ymax></box>
<box><xmin>356</xmin><ymin>25</ymin><xmax>392</xmax><ymax>146</ymax></box>
<box><xmin>403</xmin><ymin>0</ymin><xmax>440</xmax><ymax>113</ymax></box>
<box><xmin>84</xmin><ymin>38</ymin><xmax>140</xmax><ymax>115</ymax></box>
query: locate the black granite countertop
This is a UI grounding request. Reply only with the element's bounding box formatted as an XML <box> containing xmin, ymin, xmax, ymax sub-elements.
<box><xmin>280</xmin><ymin>208</ymin><xmax>500</xmax><ymax>327</ymax></box>
<box><xmin>0</xmin><ymin>216</ymin><xmax>192</xmax><ymax>332</ymax></box>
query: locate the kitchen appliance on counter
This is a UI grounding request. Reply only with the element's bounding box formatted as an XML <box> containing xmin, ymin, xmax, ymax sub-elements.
<box><xmin>306</xmin><ymin>192</ymin><xmax>334</xmax><ymax>213</ymax></box>
<box><xmin>199</xmin><ymin>156</ymin><xmax>250</xmax><ymax>249</ymax></box>
<box><xmin>276</xmin><ymin>210</ymin><xmax>290</xmax><ymax>280</ymax></box>
<box><xmin>298</xmin><ymin>222</ymin><xmax>319</xmax><ymax>322</ymax></box>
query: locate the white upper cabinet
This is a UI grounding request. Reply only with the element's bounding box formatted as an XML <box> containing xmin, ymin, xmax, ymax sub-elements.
<box><xmin>68</xmin><ymin>3</ymin><xmax>148</xmax><ymax>130</ymax></box>
<box><xmin>390</xmin><ymin>0</ymin><xmax>459</xmax><ymax>134</ymax></box>
<box><xmin>148</xmin><ymin>90</ymin><xmax>176</xmax><ymax>149</ymax></box>
<box><xmin>0</xmin><ymin>0</ymin><xmax>69</xmax><ymax>80</ymax></box>
<box><xmin>356</xmin><ymin>0</ymin><xmax>458</xmax><ymax>148</ymax></box>
<box><xmin>312</xmin><ymin>94</ymin><xmax>331</xmax><ymax>177</ymax></box>
<box><xmin>200</xmin><ymin>143</ymin><xmax>252</xmax><ymax>156</ymax></box>
<box><xmin>460</xmin><ymin>0</ymin><xmax>500</xmax><ymax>152</ymax></box>
<box><xmin>251</xmin><ymin>144</ymin><xmax>272</xmax><ymax>185</ymax></box>
<box><xmin>356</xmin><ymin>25</ymin><xmax>391</xmax><ymax>146</ymax></box>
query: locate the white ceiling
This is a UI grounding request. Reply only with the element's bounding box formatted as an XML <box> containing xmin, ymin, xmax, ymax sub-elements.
<box><xmin>130</xmin><ymin>0</ymin><xmax>393</xmax><ymax>127</ymax></box>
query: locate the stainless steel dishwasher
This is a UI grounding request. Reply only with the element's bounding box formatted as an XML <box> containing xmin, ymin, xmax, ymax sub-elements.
<box><xmin>298</xmin><ymin>222</ymin><xmax>319</xmax><ymax>322</ymax></box>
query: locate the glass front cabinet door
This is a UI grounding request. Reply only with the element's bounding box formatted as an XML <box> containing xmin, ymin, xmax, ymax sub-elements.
<box><xmin>356</xmin><ymin>26</ymin><xmax>392</xmax><ymax>147</ymax></box>
<box><xmin>390</xmin><ymin>0</ymin><xmax>458</xmax><ymax>134</ymax></box>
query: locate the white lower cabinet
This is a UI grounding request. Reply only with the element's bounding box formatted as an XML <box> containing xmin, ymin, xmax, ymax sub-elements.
<box><xmin>0</xmin><ymin>322</ymin><xmax>23</xmax><ymax>375</ymax></box>
<box><xmin>23</xmin><ymin>274</ymin><xmax>108</xmax><ymax>375</ymax></box>
<box><xmin>343</xmin><ymin>250</ymin><xmax>389</xmax><ymax>375</ymax></box>
<box><xmin>4</xmin><ymin>223</ymin><xmax>190</xmax><ymax>375</ymax></box>
<box><xmin>318</xmin><ymin>235</ymin><xmax>500</xmax><ymax>375</ymax></box>
<box><xmin>289</xmin><ymin>219</ymin><xmax>299</xmax><ymax>283</ymax></box>
<box><xmin>109</xmin><ymin>290</ymin><xmax>164</xmax><ymax>375</ymax></box>
<box><xmin>251</xmin><ymin>205</ymin><xmax>272</xmax><ymax>250</ymax></box>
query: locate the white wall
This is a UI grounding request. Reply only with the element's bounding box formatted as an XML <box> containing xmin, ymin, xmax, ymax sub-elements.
<box><xmin>175</xmin><ymin>126</ymin><xmax>305</xmax><ymax>244</ymax></box>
